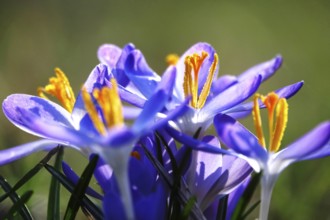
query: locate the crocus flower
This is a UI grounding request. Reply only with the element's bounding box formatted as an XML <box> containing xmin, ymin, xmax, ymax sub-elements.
<box><xmin>2</xmin><ymin>64</ymin><xmax>186</xmax><ymax>219</ymax></box>
<box><xmin>98</xmin><ymin>42</ymin><xmax>303</xmax><ymax>136</ymax></box>
<box><xmin>214</xmin><ymin>92</ymin><xmax>330</xmax><ymax>220</ymax></box>
<box><xmin>183</xmin><ymin>135</ymin><xmax>252</xmax><ymax>213</ymax></box>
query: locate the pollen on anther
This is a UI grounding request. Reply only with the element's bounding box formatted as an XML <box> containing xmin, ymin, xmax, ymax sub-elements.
<box><xmin>166</xmin><ymin>54</ymin><xmax>179</xmax><ymax>66</ymax></box>
<box><xmin>37</xmin><ymin>68</ymin><xmax>76</xmax><ymax>112</ymax></box>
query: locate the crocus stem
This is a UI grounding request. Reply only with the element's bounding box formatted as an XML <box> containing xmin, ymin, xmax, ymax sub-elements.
<box><xmin>104</xmin><ymin>146</ymin><xmax>135</xmax><ymax>220</ymax></box>
<box><xmin>115</xmin><ymin>163</ymin><xmax>135</xmax><ymax>220</ymax></box>
<box><xmin>259</xmin><ymin>174</ymin><xmax>277</xmax><ymax>220</ymax></box>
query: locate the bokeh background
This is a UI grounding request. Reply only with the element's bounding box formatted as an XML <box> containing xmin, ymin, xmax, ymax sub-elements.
<box><xmin>0</xmin><ymin>0</ymin><xmax>329</xmax><ymax>219</ymax></box>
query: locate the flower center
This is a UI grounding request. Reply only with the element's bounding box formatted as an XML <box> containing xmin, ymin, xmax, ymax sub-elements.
<box><xmin>183</xmin><ymin>51</ymin><xmax>218</xmax><ymax>109</ymax></box>
<box><xmin>37</xmin><ymin>68</ymin><xmax>76</xmax><ymax>112</ymax></box>
<box><xmin>252</xmin><ymin>92</ymin><xmax>288</xmax><ymax>152</ymax></box>
<box><xmin>82</xmin><ymin>78</ymin><xmax>124</xmax><ymax>135</ymax></box>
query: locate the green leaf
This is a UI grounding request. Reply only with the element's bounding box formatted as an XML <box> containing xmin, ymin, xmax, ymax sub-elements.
<box><xmin>181</xmin><ymin>196</ymin><xmax>197</xmax><ymax>220</ymax></box>
<box><xmin>63</xmin><ymin>155</ymin><xmax>99</xmax><ymax>220</ymax></box>
<box><xmin>216</xmin><ymin>195</ymin><xmax>228</xmax><ymax>220</ymax></box>
<box><xmin>241</xmin><ymin>200</ymin><xmax>261</xmax><ymax>220</ymax></box>
<box><xmin>0</xmin><ymin>146</ymin><xmax>60</xmax><ymax>203</ymax></box>
<box><xmin>0</xmin><ymin>176</ymin><xmax>33</xmax><ymax>220</ymax></box>
<box><xmin>4</xmin><ymin>190</ymin><xmax>33</xmax><ymax>220</ymax></box>
<box><xmin>43</xmin><ymin>164</ymin><xmax>103</xmax><ymax>219</ymax></box>
<box><xmin>231</xmin><ymin>172</ymin><xmax>261</xmax><ymax>220</ymax></box>
<box><xmin>47</xmin><ymin>146</ymin><xmax>64</xmax><ymax>220</ymax></box>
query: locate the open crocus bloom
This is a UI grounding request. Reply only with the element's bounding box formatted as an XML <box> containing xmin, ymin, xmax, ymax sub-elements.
<box><xmin>215</xmin><ymin>92</ymin><xmax>330</xmax><ymax>220</ymax></box>
<box><xmin>98</xmin><ymin>42</ymin><xmax>303</xmax><ymax>135</ymax></box>
<box><xmin>1</xmin><ymin>64</ymin><xmax>187</xmax><ymax>220</ymax></box>
<box><xmin>183</xmin><ymin>135</ymin><xmax>252</xmax><ymax>213</ymax></box>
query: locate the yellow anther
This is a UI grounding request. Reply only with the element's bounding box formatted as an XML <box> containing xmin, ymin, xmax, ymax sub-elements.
<box><xmin>82</xmin><ymin>88</ymin><xmax>106</xmax><ymax>135</ymax></box>
<box><xmin>182</xmin><ymin>51</ymin><xmax>218</xmax><ymax>109</ymax></box>
<box><xmin>131</xmin><ymin>151</ymin><xmax>141</xmax><ymax>160</ymax></box>
<box><xmin>252</xmin><ymin>92</ymin><xmax>289</xmax><ymax>152</ymax></box>
<box><xmin>183</xmin><ymin>57</ymin><xmax>195</xmax><ymax>106</ymax></box>
<box><xmin>107</xmin><ymin>78</ymin><xmax>124</xmax><ymax>128</ymax></box>
<box><xmin>82</xmin><ymin>78</ymin><xmax>124</xmax><ymax>135</ymax></box>
<box><xmin>270</xmin><ymin>98</ymin><xmax>288</xmax><ymax>152</ymax></box>
<box><xmin>37</xmin><ymin>68</ymin><xmax>76</xmax><ymax>112</ymax></box>
<box><xmin>166</xmin><ymin>54</ymin><xmax>180</xmax><ymax>66</ymax></box>
<box><xmin>252</xmin><ymin>94</ymin><xmax>266</xmax><ymax>147</ymax></box>
<box><xmin>197</xmin><ymin>53</ymin><xmax>218</xmax><ymax>109</ymax></box>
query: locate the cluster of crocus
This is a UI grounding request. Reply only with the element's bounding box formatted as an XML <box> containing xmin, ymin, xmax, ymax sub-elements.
<box><xmin>1</xmin><ymin>42</ymin><xmax>329</xmax><ymax>220</ymax></box>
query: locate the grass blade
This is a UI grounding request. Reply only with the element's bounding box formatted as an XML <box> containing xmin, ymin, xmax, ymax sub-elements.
<box><xmin>3</xmin><ymin>190</ymin><xmax>33</xmax><ymax>220</ymax></box>
<box><xmin>0</xmin><ymin>176</ymin><xmax>33</xmax><ymax>219</ymax></box>
<box><xmin>216</xmin><ymin>195</ymin><xmax>228</xmax><ymax>220</ymax></box>
<box><xmin>63</xmin><ymin>155</ymin><xmax>99</xmax><ymax>220</ymax></box>
<box><xmin>241</xmin><ymin>200</ymin><xmax>261</xmax><ymax>220</ymax></box>
<box><xmin>47</xmin><ymin>146</ymin><xmax>64</xmax><ymax>220</ymax></box>
<box><xmin>0</xmin><ymin>146</ymin><xmax>60</xmax><ymax>203</ymax></box>
<box><xmin>231</xmin><ymin>172</ymin><xmax>261</xmax><ymax>220</ymax></box>
<box><xmin>44</xmin><ymin>164</ymin><xmax>103</xmax><ymax>219</ymax></box>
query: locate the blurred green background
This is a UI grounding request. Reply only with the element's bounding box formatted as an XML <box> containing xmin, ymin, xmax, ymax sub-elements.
<box><xmin>0</xmin><ymin>0</ymin><xmax>329</xmax><ymax>219</ymax></box>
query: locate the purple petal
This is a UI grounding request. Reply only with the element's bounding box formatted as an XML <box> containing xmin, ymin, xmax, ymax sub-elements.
<box><xmin>189</xmin><ymin>136</ymin><xmax>223</xmax><ymax>204</ymax></box>
<box><xmin>131</xmin><ymin>90</ymin><xmax>167</xmax><ymax>132</ymax></box>
<box><xmin>211</xmin><ymin>75</ymin><xmax>238</xmax><ymax>95</ymax></box>
<box><xmin>123</xmin><ymin>106</ymin><xmax>142</xmax><ymax>119</ymax></box>
<box><xmin>174</xmin><ymin>42</ymin><xmax>218</xmax><ymax>101</ymax></box>
<box><xmin>201</xmin><ymin>155</ymin><xmax>252</xmax><ymax>210</ymax></box>
<box><xmin>276</xmin><ymin>121</ymin><xmax>330</xmax><ymax>161</ymax></box>
<box><xmin>3</xmin><ymin>94</ymin><xmax>74</xmax><ymax>134</ymax></box>
<box><xmin>97</xmin><ymin>44</ymin><xmax>122</xmax><ymax>68</ymax></box>
<box><xmin>224</xmin><ymin>81</ymin><xmax>304</xmax><ymax>114</ymax></box>
<box><xmin>203</xmin><ymin>75</ymin><xmax>261</xmax><ymax>118</ymax></box>
<box><xmin>238</xmin><ymin>55</ymin><xmax>282</xmax><ymax>82</ymax></box>
<box><xmin>165</xmin><ymin>125</ymin><xmax>232</xmax><ymax>155</ymax></box>
<box><xmin>72</xmin><ymin>64</ymin><xmax>110</xmax><ymax>119</ymax></box>
<box><xmin>148</xmin><ymin>98</ymin><xmax>190</xmax><ymax>132</ymax></box>
<box><xmin>94</xmin><ymin>157</ymin><xmax>113</xmax><ymax>194</ymax></box>
<box><xmin>125</xmin><ymin>50</ymin><xmax>161</xmax><ymax>98</ymax></box>
<box><xmin>134</xmin><ymin>184</ymin><xmax>167</xmax><ymax>220</ymax></box>
<box><xmin>155</xmin><ymin>65</ymin><xmax>176</xmax><ymax>96</ymax></box>
<box><xmin>226</xmin><ymin>176</ymin><xmax>251</xmax><ymax>220</ymax></box>
<box><xmin>14</xmin><ymin>107</ymin><xmax>93</xmax><ymax>146</ymax></box>
<box><xmin>214</xmin><ymin>114</ymin><xmax>268</xmax><ymax>160</ymax></box>
<box><xmin>112</xmin><ymin>43</ymin><xmax>136</xmax><ymax>87</ymax></box>
<box><xmin>301</xmin><ymin>143</ymin><xmax>330</xmax><ymax>160</ymax></box>
<box><xmin>0</xmin><ymin>139</ymin><xmax>58</xmax><ymax>166</ymax></box>
<box><xmin>274</xmin><ymin>80</ymin><xmax>304</xmax><ymax>99</ymax></box>
<box><xmin>118</xmin><ymin>84</ymin><xmax>146</xmax><ymax>108</ymax></box>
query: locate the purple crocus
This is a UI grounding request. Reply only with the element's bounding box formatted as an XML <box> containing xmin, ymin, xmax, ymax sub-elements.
<box><xmin>98</xmin><ymin>42</ymin><xmax>303</xmax><ymax>135</ymax></box>
<box><xmin>1</xmin><ymin>64</ymin><xmax>186</xmax><ymax>219</ymax></box>
<box><xmin>184</xmin><ymin>135</ymin><xmax>252</xmax><ymax>213</ymax></box>
<box><xmin>214</xmin><ymin>92</ymin><xmax>330</xmax><ymax>220</ymax></box>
